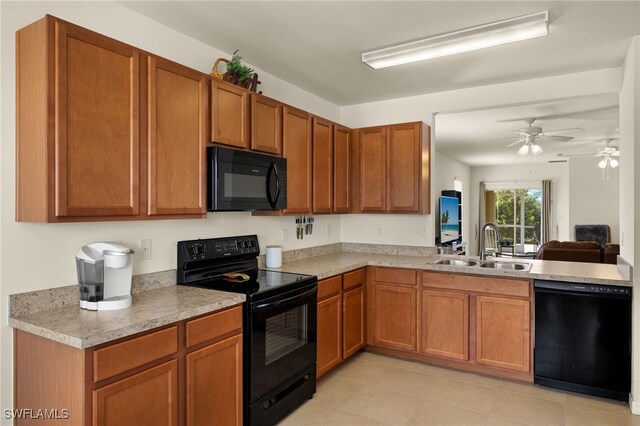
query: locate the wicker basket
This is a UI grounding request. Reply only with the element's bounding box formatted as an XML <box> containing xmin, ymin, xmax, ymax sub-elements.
<box><xmin>210</xmin><ymin>58</ymin><xmax>228</xmax><ymax>80</ymax></box>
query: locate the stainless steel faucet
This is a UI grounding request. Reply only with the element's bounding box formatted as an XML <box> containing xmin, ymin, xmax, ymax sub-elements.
<box><xmin>479</xmin><ymin>222</ymin><xmax>500</xmax><ymax>260</ymax></box>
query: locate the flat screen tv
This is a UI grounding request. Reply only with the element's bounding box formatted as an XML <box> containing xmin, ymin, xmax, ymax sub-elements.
<box><xmin>440</xmin><ymin>196</ymin><xmax>460</xmax><ymax>244</ymax></box>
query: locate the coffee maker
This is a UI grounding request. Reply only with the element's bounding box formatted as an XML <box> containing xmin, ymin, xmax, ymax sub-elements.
<box><xmin>76</xmin><ymin>242</ymin><xmax>134</xmax><ymax>310</ymax></box>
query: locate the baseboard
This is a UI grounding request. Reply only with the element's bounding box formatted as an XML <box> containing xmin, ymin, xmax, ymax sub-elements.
<box><xmin>629</xmin><ymin>393</ymin><xmax>640</xmax><ymax>415</ymax></box>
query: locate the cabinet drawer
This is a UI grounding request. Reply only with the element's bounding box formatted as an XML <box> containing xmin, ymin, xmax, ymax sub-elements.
<box><xmin>94</xmin><ymin>326</ymin><xmax>178</xmax><ymax>382</ymax></box>
<box><xmin>186</xmin><ymin>305</ymin><xmax>243</xmax><ymax>349</ymax></box>
<box><xmin>375</xmin><ymin>267</ymin><xmax>416</xmax><ymax>286</ymax></box>
<box><xmin>343</xmin><ymin>268</ymin><xmax>366</xmax><ymax>290</ymax></box>
<box><xmin>422</xmin><ymin>272</ymin><xmax>530</xmax><ymax>298</ymax></box>
<box><xmin>318</xmin><ymin>275</ymin><xmax>342</xmax><ymax>300</ymax></box>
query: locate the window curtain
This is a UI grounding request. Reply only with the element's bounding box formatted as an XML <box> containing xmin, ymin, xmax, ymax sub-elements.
<box><xmin>541</xmin><ymin>180</ymin><xmax>552</xmax><ymax>244</ymax></box>
<box><xmin>477</xmin><ymin>181</ymin><xmax>486</xmax><ymax>254</ymax></box>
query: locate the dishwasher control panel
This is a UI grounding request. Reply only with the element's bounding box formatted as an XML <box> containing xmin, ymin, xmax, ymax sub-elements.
<box><xmin>534</xmin><ymin>280</ymin><xmax>631</xmax><ymax>297</ymax></box>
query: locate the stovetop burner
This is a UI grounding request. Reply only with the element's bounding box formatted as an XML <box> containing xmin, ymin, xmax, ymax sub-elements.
<box><xmin>186</xmin><ymin>268</ymin><xmax>313</xmax><ymax>297</ymax></box>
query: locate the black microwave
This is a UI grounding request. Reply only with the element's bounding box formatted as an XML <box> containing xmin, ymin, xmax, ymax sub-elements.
<box><xmin>208</xmin><ymin>146</ymin><xmax>287</xmax><ymax>211</ymax></box>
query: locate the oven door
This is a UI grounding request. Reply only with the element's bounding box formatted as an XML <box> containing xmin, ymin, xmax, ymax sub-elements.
<box><xmin>208</xmin><ymin>146</ymin><xmax>286</xmax><ymax>211</ymax></box>
<box><xmin>249</xmin><ymin>283</ymin><xmax>317</xmax><ymax>402</ymax></box>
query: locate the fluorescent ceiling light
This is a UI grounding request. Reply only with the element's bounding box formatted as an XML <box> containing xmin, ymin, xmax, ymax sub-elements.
<box><xmin>362</xmin><ymin>11</ymin><xmax>549</xmax><ymax>69</ymax></box>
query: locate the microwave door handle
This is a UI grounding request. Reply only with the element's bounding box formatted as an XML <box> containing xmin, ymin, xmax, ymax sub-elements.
<box><xmin>266</xmin><ymin>161</ymin><xmax>280</xmax><ymax>208</ymax></box>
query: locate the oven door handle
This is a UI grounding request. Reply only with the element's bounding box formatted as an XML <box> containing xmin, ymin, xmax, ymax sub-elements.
<box><xmin>254</xmin><ymin>287</ymin><xmax>316</xmax><ymax>311</ymax></box>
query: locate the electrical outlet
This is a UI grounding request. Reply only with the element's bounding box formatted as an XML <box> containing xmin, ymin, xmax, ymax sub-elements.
<box><xmin>281</xmin><ymin>229</ymin><xmax>288</xmax><ymax>242</ymax></box>
<box><xmin>139</xmin><ymin>239</ymin><xmax>152</xmax><ymax>260</ymax></box>
<box><xmin>420</xmin><ymin>225</ymin><xmax>428</xmax><ymax>238</ymax></box>
<box><xmin>376</xmin><ymin>224</ymin><xmax>384</xmax><ymax>237</ymax></box>
<box><xmin>326</xmin><ymin>224</ymin><xmax>331</xmax><ymax>238</ymax></box>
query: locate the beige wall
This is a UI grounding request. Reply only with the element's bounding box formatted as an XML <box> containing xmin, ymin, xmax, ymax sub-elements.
<box><xmin>568</xmin><ymin>157</ymin><xmax>620</xmax><ymax>243</ymax></box>
<box><xmin>619</xmin><ymin>36</ymin><xmax>640</xmax><ymax>412</ymax></box>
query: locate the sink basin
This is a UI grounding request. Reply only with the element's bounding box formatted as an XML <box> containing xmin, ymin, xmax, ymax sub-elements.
<box><xmin>435</xmin><ymin>259</ymin><xmax>478</xmax><ymax>267</ymax></box>
<box><xmin>480</xmin><ymin>262</ymin><xmax>530</xmax><ymax>271</ymax></box>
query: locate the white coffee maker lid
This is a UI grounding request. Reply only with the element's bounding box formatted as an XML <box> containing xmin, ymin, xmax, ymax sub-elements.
<box><xmin>76</xmin><ymin>242</ymin><xmax>133</xmax><ymax>264</ymax></box>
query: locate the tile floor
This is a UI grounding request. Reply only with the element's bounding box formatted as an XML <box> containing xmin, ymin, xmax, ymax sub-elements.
<box><xmin>279</xmin><ymin>351</ymin><xmax>638</xmax><ymax>426</ymax></box>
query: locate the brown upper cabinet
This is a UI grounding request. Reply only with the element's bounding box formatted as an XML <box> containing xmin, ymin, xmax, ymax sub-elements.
<box><xmin>333</xmin><ymin>125</ymin><xmax>351</xmax><ymax>213</ymax></box>
<box><xmin>352</xmin><ymin>122</ymin><xmax>430</xmax><ymax>214</ymax></box>
<box><xmin>211</xmin><ymin>79</ymin><xmax>250</xmax><ymax>149</ymax></box>
<box><xmin>354</xmin><ymin>126</ymin><xmax>387</xmax><ymax>212</ymax></box>
<box><xmin>282</xmin><ymin>106</ymin><xmax>313</xmax><ymax>214</ymax></box>
<box><xmin>16</xmin><ymin>16</ymin><xmax>206</xmax><ymax>222</ymax></box>
<box><xmin>312</xmin><ymin>117</ymin><xmax>333</xmax><ymax>213</ymax></box>
<box><xmin>148</xmin><ymin>56</ymin><xmax>207</xmax><ymax>216</ymax></box>
<box><xmin>250</xmin><ymin>93</ymin><xmax>282</xmax><ymax>155</ymax></box>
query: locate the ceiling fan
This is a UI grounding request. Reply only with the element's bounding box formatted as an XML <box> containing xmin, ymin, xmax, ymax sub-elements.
<box><xmin>506</xmin><ymin>118</ymin><xmax>584</xmax><ymax>156</ymax></box>
<box><xmin>557</xmin><ymin>139</ymin><xmax>620</xmax><ymax>169</ymax></box>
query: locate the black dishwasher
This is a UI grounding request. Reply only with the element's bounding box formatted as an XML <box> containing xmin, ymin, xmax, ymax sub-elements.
<box><xmin>534</xmin><ymin>280</ymin><xmax>631</xmax><ymax>401</ymax></box>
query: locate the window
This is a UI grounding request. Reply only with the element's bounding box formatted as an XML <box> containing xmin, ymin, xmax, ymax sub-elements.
<box><xmin>486</xmin><ymin>187</ymin><xmax>541</xmax><ymax>253</ymax></box>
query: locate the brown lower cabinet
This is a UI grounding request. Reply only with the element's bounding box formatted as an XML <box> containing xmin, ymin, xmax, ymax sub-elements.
<box><xmin>316</xmin><ymin>268</ymin><xmax>366</xmax><ymax>378</ymax></box>
<box><xmin>367</xmin><ymin>267</ymin><xmax>533</xmax><ymax>382</ymax></box>
<box><xmin>14</xmin><ymin>305</ymin><xmax>243</xmax><ymax>426</ymax></box>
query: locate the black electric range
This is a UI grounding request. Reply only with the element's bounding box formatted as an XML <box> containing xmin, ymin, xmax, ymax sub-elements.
<box><xmin>177</xmin><ymin>235</ymin><xmax>317</xmax><ymax>426</ymax></box>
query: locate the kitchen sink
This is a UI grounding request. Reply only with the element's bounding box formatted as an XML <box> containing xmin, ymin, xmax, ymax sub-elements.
<box><xmin>435</xmin><ymin>259</ymin><xmax>478</xmax><ymax>267</ymax></box>
<box><xmin>479</xmin><ymin>262</ymin><xmax>530</xmax><ymax>271</ymax></box>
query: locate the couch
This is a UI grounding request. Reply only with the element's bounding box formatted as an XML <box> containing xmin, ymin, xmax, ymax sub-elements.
<box><xmin>535</xmin><ymin>240</ymin><xmax>619</xmax><ymax>264</ymax></box>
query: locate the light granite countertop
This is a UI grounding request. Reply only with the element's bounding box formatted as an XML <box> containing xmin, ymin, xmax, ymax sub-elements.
<box><xmin>267</xmin><ymin>252</ymin><xmax>632</xmax><ymax>287</ymax></box>
<box><xmin>9</xmin><ymin>285</ymin><xmax>245</xmax><ymax>349</ymax></box>
<box><xmin>9</xmin><ymin>246</ymin><xmax>631</xmax><ymax>350</ymax></box>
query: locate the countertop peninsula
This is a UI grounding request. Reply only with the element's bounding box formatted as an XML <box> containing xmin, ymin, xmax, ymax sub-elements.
<box><xmin>268</xmin><ymin>252</ymin><xmax>631</xmax><ymax>287</ymax></box>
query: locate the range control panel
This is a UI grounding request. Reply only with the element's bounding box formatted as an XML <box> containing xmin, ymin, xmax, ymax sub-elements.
<box><xmin>178</xmin><ymin>235</ymin><xmax>260</xmax><ymax>262</ymax></box>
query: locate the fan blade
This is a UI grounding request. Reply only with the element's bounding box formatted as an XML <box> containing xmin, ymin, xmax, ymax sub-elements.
<box><xmin>542</xmin><ymin>127</ymin><xmax>584</xmax><ymax>135</ymax></box>
<box><xmin>506</xmin><ymin>139</ymin><xmax>525</xmax><ymax>147</ymax></box>
<box><xmin>613</xmin><ymin>152</ymin><xmax>621</xmax><ymax>157</ymax></box>
<box><xmin>540</xmin><ymin>135</ymin><xmax>574</xmax><ymax>142</ymax></box>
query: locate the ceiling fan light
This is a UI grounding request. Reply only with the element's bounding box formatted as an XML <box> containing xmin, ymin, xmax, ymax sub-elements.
<box><xmin>362</xmin><ymin>11</ymin><xmax>549</xmax><ymax>69</ymax></box>
<box><xmin>598</xmin><ymin>159</ymin><xmax>608</xmax><ymax>169</ymax></box>
<box><xmin>610</xmin><ymin>158</ymin><xmax>619</xmax><ymax>168</ymax></box>
<box><xmin>518</xmin><ymin>144</ymin><xmax>530</xmax><ymax>156</ymax></box>
<box><xmin>531</xmin><ymin>144</ymin><xmax>543</xmax><ymax>155</ymax></box>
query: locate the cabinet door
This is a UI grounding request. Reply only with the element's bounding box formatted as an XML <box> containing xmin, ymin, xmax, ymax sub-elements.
<box><xmin>373</xmin><ymin>284</ymin><xmax>417</xmax><ymax>351</ymax></box>
<box><xmin>333</xmin><ymin>125</ymin><xmax>350</xmax><ymax>213</ymax></box>
<box><xmin>251</xmin><ymin>94</ymin><xmax>281</xmax><ymax>155</ymax></box>
<box><xmin>421</xmin><ymin>290</ymin><xmax>469</xmax><ymax>360</ymax></box>
<box><xmin>476</xmin><ymin>296</ymin><xmax>530</xmax><ymax>372</ymax></box>
<box><xmin>343</xmin><ymin>286</ymin><xmax>365</xmax><ymax>359</ymax></box>
<box><xmin>55</xmin><ymin>22</ymin><xmax>140</xmax><ymax>217</ymax></box>
<box><xmin>186</xmin><ymin>334</ymin><xmax>242</xmax><ymax>426</ymax></box>
<box><xmin>211</xmin><ymin>80</ymin><xmax>249</xmax><ymax>149</ymax></box>
<box><xmin>312</xmin><ymin>117</ymin><xmax>333</xmax><ymax>213</ymax></box>
<box><xmin>93</xmin><ymin>360</ymin><xmax>178</xmax><ymax>426</ymax></box>
<box><xmin>148</xmin><ymin>57</ymin><xmax>206</xmax><ymax>215</ymax></box>
<box><xmin>317</xmin><ymin>293</ymin><xmax>342</xmax><ymax>378</ymax></box>
<box><xmin>282</xmin><ymin>106</ymin><xmax>312</xmax><ymax>214</ymax></box>
<box><xmin>359</xmin><ymin>126</ymin><xmax>387</xmax><ymax>212</ymax></box>
<box><xmin>388</xmin><ymin>122</ymin><xmax>420</xmax><ymax>212</ymax></box>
